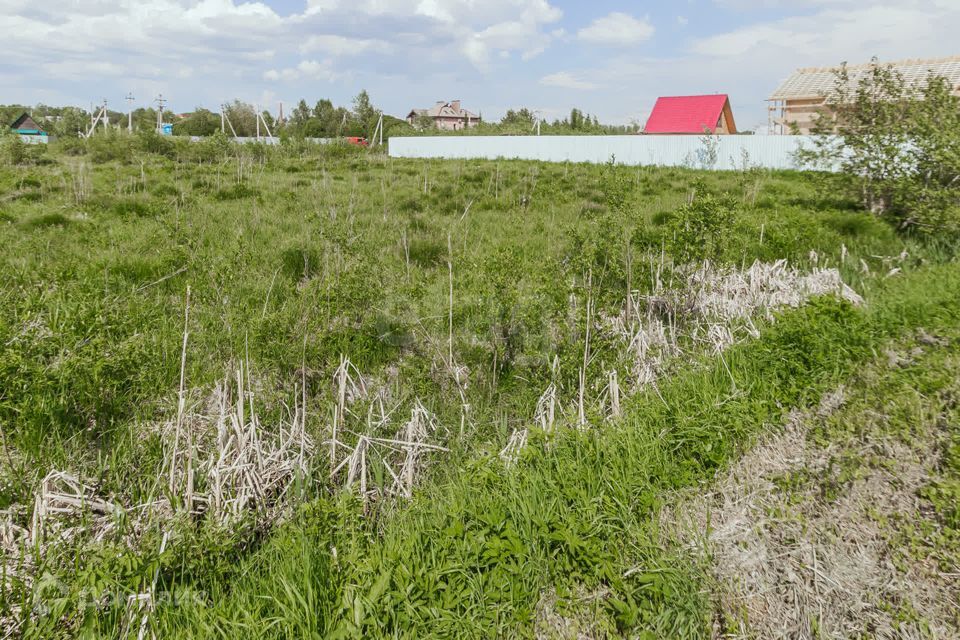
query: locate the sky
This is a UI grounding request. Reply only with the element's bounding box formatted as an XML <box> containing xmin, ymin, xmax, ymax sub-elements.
<box><xmin>2</xmin><ymin>0</ymin><xmax>959</xmax><ymax>132</ymax></box>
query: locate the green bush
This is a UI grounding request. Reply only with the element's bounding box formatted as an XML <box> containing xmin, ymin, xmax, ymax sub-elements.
<box><xmin>664</xmin><ymin>188</ymin><xmax>737</xmax><ymax>261</ymax></box>
<box><xmin>86</xmin><ymin>130</ymin><xmax>134</xmax><ymax>163</ymax></box>
<box><xmin>135</xmin><ymin>129</ymin><xmax>177</xmax><ymax>158</ymax></box>
<box><xmin>1</xmin><ymin>133</ymin><xmax>26</xmax><ymax>165</ymax></box>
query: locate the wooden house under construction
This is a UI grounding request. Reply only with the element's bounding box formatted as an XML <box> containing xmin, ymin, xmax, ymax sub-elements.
<box><xmin>768</xmin><ymin>55</ymin><xmax>960</xmax><ymax>134</ymax></box>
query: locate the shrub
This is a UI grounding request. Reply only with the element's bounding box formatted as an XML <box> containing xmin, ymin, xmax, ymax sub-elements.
<box><xmin>86</xmin><ymin>130</ymin><xmax>134</xmax><ymax>163</ymax></box>
<box><xmin>665</xmin><ymin>187</ymin><xmax>737</xmax><ymax>261</ymax></box>
<box><xmin>1</xmin><ymin>133</ymin><xmax>27</xmax><ymax>166</ymax></box>
<box><xmin>135</xmin><ymin>129</ymin><xmax>177</xmax><ymax>158</ymax></box>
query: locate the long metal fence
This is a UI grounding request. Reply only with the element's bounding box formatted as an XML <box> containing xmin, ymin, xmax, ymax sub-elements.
<box><xmin>388</xmin><ymin>135</ymin><xmax>835</xmax><ymax>171</ymax></box>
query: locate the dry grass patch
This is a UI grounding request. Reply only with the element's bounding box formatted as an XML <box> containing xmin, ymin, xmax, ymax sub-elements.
<box><xmin>662</xmin><ymin>334</ymin><xmax>960</xmax><ymax>639</ymax></box>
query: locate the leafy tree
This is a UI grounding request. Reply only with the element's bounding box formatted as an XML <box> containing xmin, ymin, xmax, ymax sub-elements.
<box><xmin>1</xmin><ymin>105</ymin><xmax>29</xmax><ymax>129</ymax></box>
<box><xmin>501</xmin><ymin>108</ymin><xmax>536</xmax><ymax>127</ymax></box>
<box><xmin>313</xmin><ymin>99</ymin><xmax>333</xmax><ymax>121</ymax></box>
<box><xmin>352</xmin><ymin>90</ymin><xmax>379</xmax><ymax>135</ymax></box>
<box><xmin>1</xmin><ymin>132</ymin><xmax>27</xmax><ymax>166</ymax></box>
<box><xmin>223</xmin><ymin>101</ymin><xmax>258</xmax><ymax>137</ymax></box>
<box><xmin>801</xmin><ymin>61</ymin><xmax>960</xmax><ymax>232</ymax></box>
<box><xmin>290</xmin><ymin>100</ymin><xmax>312</xmax><ymax>128</ymax></box>
<box><xmin>570</xmin><ymin>108</ymin><xmax>584</xmax><ymax>130</ymax></box>
<box><xmin>412</xmin><ymin>114</ymin><xmax>436</xmax><ymax>131</ymax></box>
<box><xmin>174</xmin><ymin>108</ymin><xmax>221</xmax><ymax>136</ymax></box>
<box><xmin>128</xmin><ymin>107</ymin><xmax>174</xmax><ymax>133</ymax></box>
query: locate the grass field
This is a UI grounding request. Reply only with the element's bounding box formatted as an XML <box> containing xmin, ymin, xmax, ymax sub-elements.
<box><xmin>0</xmin><ymin>138</ymin><xmax>957</xmax><ymax>638</ymax></box>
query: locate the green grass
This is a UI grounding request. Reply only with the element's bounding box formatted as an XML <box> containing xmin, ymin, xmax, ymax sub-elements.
<box><xmin>0</xmin><ymin>139</ymin><xmax>958</xmax><ymax>638</ymax></box>
<box><xmin>149</xmin><ymin>263</ymin><xmax>960</xmax><ymax>639</ymax></box>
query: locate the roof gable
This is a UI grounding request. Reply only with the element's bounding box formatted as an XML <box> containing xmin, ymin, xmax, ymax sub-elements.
<box><xmin>769</xmin><ymin>55</ymin><xmax>960</xmax><ymax>101</ymax></box>
<box><xmin>644</xmin><ymin>95</ymin><xmax>731</xmax><ymax>134</ymax></box>
<box><xmin>408</xmin><ymin>102</ymin><xmax>479</xmax><ymax>120</ymax></box>
<box><xmin>11</xmin><ymin>112</ymin><xmax>44</xmax><ymax>132</ymax></box>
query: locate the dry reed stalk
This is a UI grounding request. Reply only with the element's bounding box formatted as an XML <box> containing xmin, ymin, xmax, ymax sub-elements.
<box><xmin>499</xmin><ymin>429</ymin><xmax>528</xmax><ymax>467</ymax></box>
<box><xmin>168</xmin><ymin>287</ymin><xmax>191</xmax><ymax>496</ymax></box>
<box><xmin>606</xmin><ymin>370</ymin><xmax>622</xmax><ymax>419</ymax></box>
<box><xmin>579</xmin><ymin>270</ymin><xmax>593</xmax><ymax>428</ymax></box>
<box><xmin>535</xmin><ymin>384</ymin><xmax>557</xmax><ymax>433</ymax></box>
<box><xmin>29</xmin><ymin>470</ymin><xmax>122</xmax><ymax>546</ymax></box>
<box><xmin>160</xmin><ymin>359</ymin><xmax>313</xmax><ymax>526</ymax></box>
<box><xmin>330</xmin><ymin>355</ymin><xmax>366</xmax><ymax>472</ymax></box>
<box><xmin>330</xmin><ymin>399</ymin><xmax>447</xmax><ymax>502</ymax></box>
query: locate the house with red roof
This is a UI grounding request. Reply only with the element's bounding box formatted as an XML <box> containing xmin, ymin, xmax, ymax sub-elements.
<box><xmin>643</xmin><ymin>94</ymin><xmax>737</xmax><ymax>134</ymax></box>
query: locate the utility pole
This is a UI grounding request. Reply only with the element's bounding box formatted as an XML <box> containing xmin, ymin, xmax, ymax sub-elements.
<box><xmin>371</xmin><ymin>113</ymin><xmax>384</xmax><ymax>147</ymax></box>
<box><xmin>256</xmin><ymin>107</ymin><xmax>274</xmax><ymax>141</ymax></box>
<box><xmin>155</xmin><ymin>94</ymin><xmax>167</xmax><ymax>133</ymax></box>
<box><xmin>221</xmin><ymin>104</ymin><xmax>238</xmax><ymax>138</ymax></box>
<box><xmin>84</xmin><ymin>100</ymin><xmax>108</xmax><ymax>138</ymax></box>
<box><xmin>125</xmin><ymin>92</ymin><xmax>135</xmax><ymax>133</ymax></box>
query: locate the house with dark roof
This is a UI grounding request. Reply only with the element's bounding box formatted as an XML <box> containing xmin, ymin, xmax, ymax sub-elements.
<box><xmin>643</xmin><ymin>95</ymin><xmax>737</xmax><ymax>135</ymax></box>
<box><xmin>10</xmin><ymin>112</ymin><xmax>48</xmax><ymax>138</ymax></box>
<box><xmin>406</xmin><ymin>101</ymin><xmax>480</xmax><ymax>131</ymax></box>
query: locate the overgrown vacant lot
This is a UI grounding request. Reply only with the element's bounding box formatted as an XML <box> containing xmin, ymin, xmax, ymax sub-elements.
<box><xmin>0</xmin><ymin>141</ymin><xmax>958</xmax><ymax>638</ymax></box>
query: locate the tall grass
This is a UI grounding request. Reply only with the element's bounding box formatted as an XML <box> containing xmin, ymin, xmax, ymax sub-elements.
<box><xmin>153</xmin><ymin>262</ymin><xmax>960</xmax><ymax>638</ymax></box>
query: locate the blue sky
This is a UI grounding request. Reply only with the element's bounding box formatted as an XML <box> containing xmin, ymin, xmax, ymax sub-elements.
<box><xmin>2</xmin><ymin>0</ymin><xmax>958</xmax><ymax>131</ymax></box>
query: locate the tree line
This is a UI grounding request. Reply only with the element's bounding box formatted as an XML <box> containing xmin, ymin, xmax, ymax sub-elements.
<box><xmin>4</xmin><ymin>91</ymin><xmax>635</xmax><ymax>140</ymax></box>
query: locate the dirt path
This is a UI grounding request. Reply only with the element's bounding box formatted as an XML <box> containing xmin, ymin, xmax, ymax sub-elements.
<box><xmin>663</xmin><ymin>330</ymin><xmax>960</xmax><ymax>639</ymax></box>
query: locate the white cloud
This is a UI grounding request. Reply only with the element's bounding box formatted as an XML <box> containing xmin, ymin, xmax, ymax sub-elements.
<box><xmin>540</xmin><ymin>71</ymin><xmax>599</xmax><ymax>91</ymax></box>
<box><xmin>264</xmin><ymin>59</ymin><xmax>338</xmax><ymax>82</ymax></box>
<box><xmin>301</xmin><ymin>0</ymin><xmax>563</xmax><ymax>69</ymax></box>
<box><xmin>305</xmin><ymin>0</ymin><xmax>561</xmax><ymax>25</ymax></box>
<box><xmin>693</xmin><ymin>3</ymin><xmax>952</xmax><ymax>61</ymax></box>
<box><xmin>578</xmin><ymin>12</ymin><xmax>654</xmax><ymax>47</ymax></box>
<box><xmin>300</xmin><ymin>35</ymin><xmax>391</xmax><ymax>56</ymax></box>
<box><xmin>462</xmin><ymin>17</ymin><xmax>558</xmax><ymax>68</ymax></box>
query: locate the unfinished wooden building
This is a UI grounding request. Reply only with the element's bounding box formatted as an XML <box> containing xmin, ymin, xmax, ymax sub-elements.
<box><xmin>768</xmin><ymin>55</ymin><xmax>960</xmax><ymax>134</ymax></box>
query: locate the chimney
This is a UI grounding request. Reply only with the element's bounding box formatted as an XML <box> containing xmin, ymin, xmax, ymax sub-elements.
<box><xmin>451</xmin><ymin>100</ymin><xmax>461</xmax><ymax>113</ymax></box>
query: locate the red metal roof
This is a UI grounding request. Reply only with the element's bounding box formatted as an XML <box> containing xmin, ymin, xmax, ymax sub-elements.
<box><xmin>644</xmin><ymin>94</ymin><xmax>730</xmax><ymax>134</ymax></box>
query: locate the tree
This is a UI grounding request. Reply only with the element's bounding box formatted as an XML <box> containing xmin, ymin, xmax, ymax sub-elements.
<box><xmin>313</xmin><ymin>99</ymin><xmax>334</xmax><ymax>122</ymax></box>
<box><xmin>800</xmin><ymin>61</ymin><xmax>960</xmax><ymax>232</ymax></box>
<box><xmin>223</xmin><ymin>101</ymin><xmax>258</xmax><ymax>137</ymax></box>
<box><xmin>291</xmin><ymin>100</ymin><xmax>312</xmax><ymax>127</ymax></box>
<box><xmin>352</xmin><ymin>90</ymin><xmax>378</xmax><ymax>135</ymax></box>
<box><xmin>174</xmin><ymin>108</ymin><xmax>221</xmax><ymax>136</ymax></box>
<box><xmin>412</xmin><ymin>114</ymin><xmax>435</xmax><ymax>131</ymax></box>
<box><xmin>501</xmin><ymin>108</ymin><xmax>536</xmax><ymax>127</ymax></box>
<box><xmin>570</xmin><ymin>108</ymin><xmax>584</xmax><ymax>130</ymax></box>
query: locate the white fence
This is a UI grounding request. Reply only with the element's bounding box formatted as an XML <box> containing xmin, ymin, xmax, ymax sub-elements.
<box><xmin>389</xmin><ymin>135</ymin><xmax>832</xmax><ymax>171</ymax></box>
